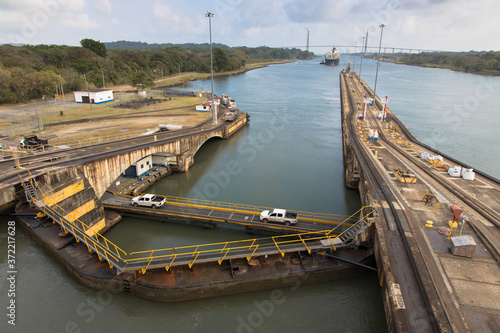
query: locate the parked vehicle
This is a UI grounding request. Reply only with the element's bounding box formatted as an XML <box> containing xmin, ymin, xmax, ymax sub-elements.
<box><xmin>131</xmin><ymin>194</ymin><xmax>166</xmax><ymax>209</ymax></box>
<box><xmin>223</xmin><ymin>107</ymin><xmax>238</xmax><ymax>122</ymax></box>
<box><xmin>20</xmin><ymin>135</ymin><xmax>48</xmax><ymax>150</ymax></box>
<box><xmin>228</xmin><ymin>97</ymin><xmax>236</xmax><ymax>108</ymax></box>
<box><xmin>259</xmin><ymin>209</ymin><xmax>298</xmax><ymax>226</ymax></box>
<box><xmin>220</xmin><ymin>94</ymin><xmax>229</xmax><ymax>106</ymax></box>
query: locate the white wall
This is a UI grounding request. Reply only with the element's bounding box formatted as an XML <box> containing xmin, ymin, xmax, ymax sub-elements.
<box><xmin>90</xmin><ymin>90</ymin><xmax>113</xmax><ymax>104</ymax></box>
<box><xmin>74</xmin><ymin>90</ymin><xmax>113</xmax><ymax>104</ymax></box>
<box><xmin>135</xmin><ymin>155</ymin><xmax>153</xmax><ymax>176</ymax></box>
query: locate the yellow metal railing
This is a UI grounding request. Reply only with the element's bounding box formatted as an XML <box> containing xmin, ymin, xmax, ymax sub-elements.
<box><xmin>126</xmin><ymin>206</ymin><xmax>372</xmax><ymax>273</ymax></box>
<box><xmin>19</xmin><ymin>173</ymin><xmax>127</xmax><ymax>268</ymax></box>
<box><xmin>20</xmin><ymin>169</ymin><xmax>373</xmax><ymax>274</ymax></box>
<box><xmin>132</xmin><ymin>193</ymin><xmax>359</xmax><ymax>225</ymax></box>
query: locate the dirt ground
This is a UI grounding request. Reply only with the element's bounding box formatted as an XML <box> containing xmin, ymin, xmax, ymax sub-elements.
<box><xmin>0</xmin><ymin>94</ymin><xmax>211</xmax><ymax>147</ymax></box>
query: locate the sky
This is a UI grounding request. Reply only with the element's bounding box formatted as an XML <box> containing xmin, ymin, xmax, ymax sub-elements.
<box><xmin>1</xmin><ymin>0</ymin><xmax>499</xmax><ymax>54</ymax></box>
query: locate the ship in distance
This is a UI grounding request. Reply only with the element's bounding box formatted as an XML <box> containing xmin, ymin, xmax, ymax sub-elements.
<box><xmin>320</xmin><ymin>47</ymin><xmax>340</xmax><ymax>66</ymax></box>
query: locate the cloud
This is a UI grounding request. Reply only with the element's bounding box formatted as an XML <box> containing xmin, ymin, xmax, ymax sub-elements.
<box><xmin>111</xmin><ymin>18</ymin><xmax>120</xmax><ymax>25</ymax></box>
<box><xmin>153</xmin><ymin>2</ymin><xmax>180</xmax><ymax>23</ymax></box>
<box><xmin>284</xmin><ymin>0</ymin><xmax>352</xmax><ymax>23</ymax></box>
<box><xmin>60</xmin><ymin>13</ymin><xmax>98</xmax><ymax>29</ymax></box>
<box><xmin>151</xmin><ymin>1</ymin><xmax>205</xmax><ymax>38</ymax></box>
<box><xmin>95</xmin><ymin>0</ymin><xmax>112</xmax><ymax>13</ymax></box>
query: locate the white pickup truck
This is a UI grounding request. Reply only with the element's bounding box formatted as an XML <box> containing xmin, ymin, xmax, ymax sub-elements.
<box><xmin>259</xmin><ymin>209</ymin><xmax>298</xmax><ymax>226</ymax></box>
<box><xmin>131</xmin><ymin>194</ymin><xmax>166</xmax><ymax>209</ymax></box>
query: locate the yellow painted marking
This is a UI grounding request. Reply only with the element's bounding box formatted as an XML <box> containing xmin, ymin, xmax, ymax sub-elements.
<box><xmin>85</xmin><ymin>219</ymin><xmax>106</xmax><ymax>237</ymax></box>
<box><xmin>44</xmin><ymin>180</ymin><xmax>85</xmax><ymax>206</ymax></box>
<box><xmin>64</xmin><ymin>200</ymin><xmax>95</xmax><ymax>222</ymax></box>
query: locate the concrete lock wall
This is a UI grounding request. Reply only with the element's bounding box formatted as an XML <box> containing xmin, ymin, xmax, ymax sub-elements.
<box><xmin>83</xmin><ymin>131</ymin><xmax>225</xmax><ymax>199</ymax></box>
<box><xmin>0</xmin><ymin>184</ymin><xmax>20</xmax><ymax>212</ymax></box>
<box><xmin>0</xmin><ymin>114</ymin><xmax>247</xmax><ymax>212</ymax></box>
<box><xmin>36</xmin><ymin>166</ymin><xmax>106</xmax><ymax>232</ymax></box>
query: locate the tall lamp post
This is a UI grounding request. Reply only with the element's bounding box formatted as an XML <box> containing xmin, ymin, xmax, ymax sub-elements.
<box><xmin>359</xmin><ymin>36</ymin><xmax>366</xmax><ymax>76</ymax></box>
<box><xmin>373</xmin><ymin>24</ymin><xmax>386</xmax><ymax>104</ymax></box>
<box><xmin>353</xmin><ymin>41</ymin><xmax>357</xmax><ymax>70</ymax></box>
<box><xmin>206</xmin><ymin>11</ymin><xmax>216</xmax><ymax>125</ymax></box>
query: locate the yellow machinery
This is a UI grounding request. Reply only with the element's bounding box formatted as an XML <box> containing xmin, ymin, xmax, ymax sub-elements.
<box><xmin>394</xmin><ymin>169</ymin><xmax>417</xmax><ymax>183</ymax></box>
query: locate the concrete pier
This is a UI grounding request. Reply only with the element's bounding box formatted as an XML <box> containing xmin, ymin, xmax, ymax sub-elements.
<box><xmin>340</xmin><ymin>68</ymin><xmax>500</xmax><ymax>332</ymax></box>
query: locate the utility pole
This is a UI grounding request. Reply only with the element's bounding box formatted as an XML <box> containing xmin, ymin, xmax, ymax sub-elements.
<box><xmin>102</xmin><ymin>70</ymin><xmax>105</xmax><ymax>88</ymax></box>
<box><xmin>305</xmin><ymin>27</ymin><xmax>310</xmax><ymax>51</ymax></box>
<box><xmin>364</xmin><ymin>29</ymin><xmax>369</xmax><ymax>53</ymax></box>
<box><xmin>353</xmin><ymin>41</ymin><xmax>357</xmax><ymax>70</ymax></box>
<box><xmin>60</xmin><ymin>82</ymin><xmax>65</xmax><ymax>102</ymax></box>
<box><xmin>359</xmin><ymin>36</ymin><xmax>366</xmax><ymax>76</ymax></box>
<box><xmin>373</xmin><ymin>24</ymin><xmax>386</xmax><ymax>103</ymax></box>
<box><xmin>206</xmin><ymin>11</ymin><xmax>216</xmax><ymax>125</ymax></box>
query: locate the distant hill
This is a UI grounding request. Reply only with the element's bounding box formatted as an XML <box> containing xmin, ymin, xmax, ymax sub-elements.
<box><xmin>105</xmin><ymin>40</ymin><xmax>230</xmax><ymax>51</ymax></box>
<box><xmin>0</xmin><ymin>40</ymin><xmax>315</xmax><ymax>104</ymax></box>
<box><xmin>383</xmin><ymin>51</ymin><xmax>500</xmax><ymax>75</ymax></box>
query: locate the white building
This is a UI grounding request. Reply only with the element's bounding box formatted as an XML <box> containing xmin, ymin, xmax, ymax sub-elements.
<box><xmin>134</xmin><ymin>156</ymin><xmax>153</xmax><ymax>177</ymax></box>
<box><xmin>195</xmin><ymin>101</ymin><xmax>213</xmax><ymax>112</ymax></box>
<box><xmin>195</xmin><ymin>97</ymin><xmax>220</xmax><ymax>112</ymax></box>
<box><xmin>74</xmin><ymin>89</ymin><xmax>113</xmax><ymax>104</ymax></box>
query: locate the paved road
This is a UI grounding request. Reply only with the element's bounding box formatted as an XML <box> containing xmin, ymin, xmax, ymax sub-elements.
<box><xmin>0</xmin><ymin>108</ymin><xmax>229</xmax><ymax>186</ymax></box>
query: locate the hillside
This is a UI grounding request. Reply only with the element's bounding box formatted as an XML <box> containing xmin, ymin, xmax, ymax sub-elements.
<box><xmin>0</xmin><ymin>40</ymin><xmax>314</xmax><ymax>104</ymax></box>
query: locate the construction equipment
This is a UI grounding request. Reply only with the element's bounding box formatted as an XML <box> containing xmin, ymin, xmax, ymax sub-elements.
<box><xmin>394</xmin><ymin>169</ymin><xmax>417</xmax><ymax>183</ymax></box>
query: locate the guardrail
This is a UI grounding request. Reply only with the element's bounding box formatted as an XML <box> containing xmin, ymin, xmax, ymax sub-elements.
<box><xmin>19</xmin><ymin>172</ymin><xmax>127</xmax><ymax>271</ymax></box>
<box><xmin>20</xmin><ymin>169</ymin><xmax>372</xmax><ymax>274</ymax></box>
<box><xmin>133</xmin><ymin>194</ymin><xmax>359</xmax><ymax>224</ymax></box>
<box><xmin>125</xmin><ymin>206</ymin><xmax>372</xmax><ymax>274</ymax></box>
<box><xmin>50</xmin><ymin>129</ymin><xmax>151</xmax><ymax>149</ymax></box>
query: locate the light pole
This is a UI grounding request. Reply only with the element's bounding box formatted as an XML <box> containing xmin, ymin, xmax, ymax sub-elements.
<box><xmin>353</xmin><ymin>41</ymin><xmax>357</xmax><ymax>70</ymax></box>
<box><xmin>206</xmin><ymin>11</ymin><xmax>216</xmax><ymax>125</ymax></box>
<box><xmin>359</xmin><ymin>36</ymin><xmax>366</xmax><ymax>76</ymax></box>
<box><xmin>373</xmin><ymin>24</ymin><xmax>386</xmax><ymax>105</ymax></box>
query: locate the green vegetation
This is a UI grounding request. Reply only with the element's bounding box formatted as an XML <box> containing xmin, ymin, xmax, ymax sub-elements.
<box><xmin>81</xmin><ymin>38</ymin><xmax>107</xmax><ymax>58</ymax></box>
<box><xmin>0</xmin><ymin>39</ymin><xmax>314</xmax><ymax>104</ymax></box>
<box><xmin>388</xmin><ymin>51</ymin><xmax>500</xmax><ymax>75</ymax></box>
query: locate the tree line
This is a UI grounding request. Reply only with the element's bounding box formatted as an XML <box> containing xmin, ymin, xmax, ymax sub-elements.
<box><xmin>0</xmin><ymin>39</ymin><xmax>314</xmax><ymax>104</ymax></box>
<box><xmin>391</xmin><ymin>51</ymin><xmax>500</xmax><ymax>74</ymax></box>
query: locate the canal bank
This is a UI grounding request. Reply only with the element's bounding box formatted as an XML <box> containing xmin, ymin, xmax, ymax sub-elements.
<box><xmin>341</xmin><ymin>65</ymin><xmax>500</xmax><ymax>332</ymax></box>
<box><xmin>12</xmin><ymin>102</ymin><xmax>377</xmax><ymax>305</ymax></box>
<box><xmin>3</xmin><ymin>58</ymin><xmax>394</xmax><ymax>333</ymax></box>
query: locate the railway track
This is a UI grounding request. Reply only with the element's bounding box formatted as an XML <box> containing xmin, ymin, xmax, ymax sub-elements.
<box><xmin>344</xmin><ymin>70</ymin><xmax>500</xmax><ymax>331</ymax></box>
<box><xmin>341</xmin><ymin>71</ymin><xmax>443</xmax><ymax>332</ymax></box>
<box><xmin>0</xmin><ymin>110</ymin><xmax>229</xmax><ymax>185</ymax></box>
<box><xmin>354</xmin><ymin>74</ymin><xmax>500</xmax><ymax>262</ymax></box>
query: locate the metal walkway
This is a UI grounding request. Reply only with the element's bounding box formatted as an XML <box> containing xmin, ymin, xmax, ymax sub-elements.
<box><xmin>102</xmin><ymin>194</ymin><xmax>359</xmax><ymax>234</ymax></box>
<box><xmin>21</xmin><ymin>174</ymin><xmax>373</xmax><ymax>275</ymax></box>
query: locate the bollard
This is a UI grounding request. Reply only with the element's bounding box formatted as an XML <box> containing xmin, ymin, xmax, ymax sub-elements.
<box><xmin>447</xmin><ymin>221</ymin><xmax>458</xmax><ymax>239</ymax></box>
<box><xmin>374</xmin><ymin>150</ymin><xmax>378</xmax><ymax>157</ymax></box>
<box><xmin>154</xmin><ymin>135</ymin><xmax>157</xmax><ymax>141</ymax></box>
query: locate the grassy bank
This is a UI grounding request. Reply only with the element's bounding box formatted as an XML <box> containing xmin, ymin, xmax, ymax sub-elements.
<box><xmin>152</xmin><ymin>59</ymin><xmax>292</xmax><ymax>88</ymax></box>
